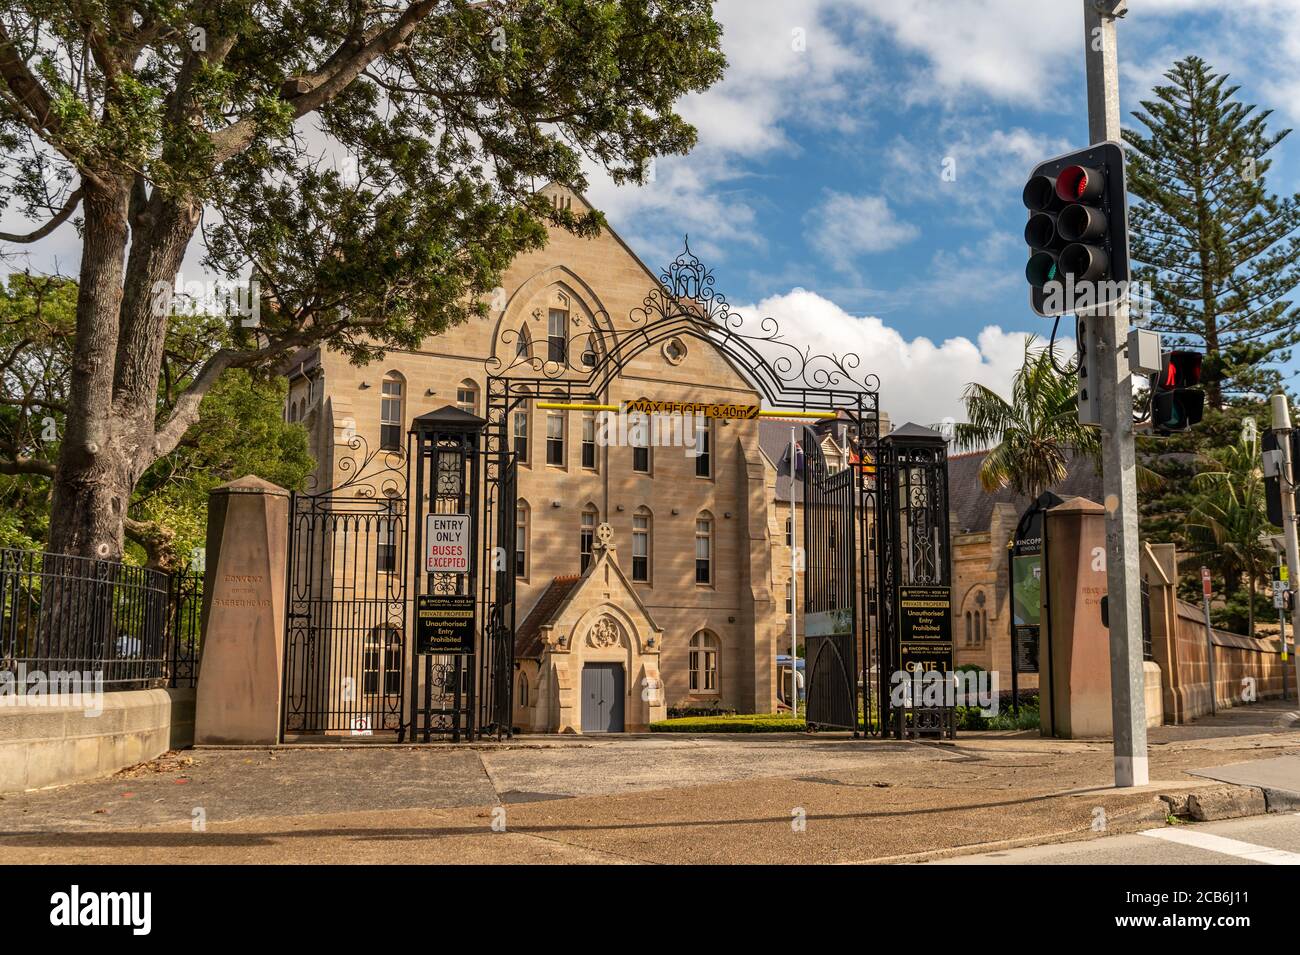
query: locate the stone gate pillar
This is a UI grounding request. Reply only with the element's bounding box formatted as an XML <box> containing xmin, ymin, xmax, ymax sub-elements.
<box><xmin>195</xmin><ymin>476</ymin><xmax>290</xmax><ymax>744</ymax></box>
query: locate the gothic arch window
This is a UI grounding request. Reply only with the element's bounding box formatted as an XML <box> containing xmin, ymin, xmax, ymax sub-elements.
<box><xmin>515</xmin><ymin>501</ymin><xmax>529</xmax><ymax>580</ymax></box>
<box><xmin>580</xmin><ymin>505</ymin><xmax>598</xmax><ymax>571</ymax></box>
<box><xmin>546</xmin><ymin>389</ymin><xmax>566</xmax><ymax>466</ymax></box>
<box><xmin>518</xmin><ymin>673</ymin><xmax>529</xmax><ymax>708</ymax></box>
<box><xmin>515</xmin><ymin>323</ymin><xmax>532</xmax><ymax>358</ymax></box>
<box><xmin>380</xmin><ymin>372</ymin><xmax>405</xmax><ymax>450</ymax></box>
<box><xmin>547</xmin><ymin>307</ymin><xmax>568</xmax><ymax>364</ymax></box>
<box><xmin>689</xmin><ymin>630</ymin><xmax>720</xmax><ymax>694</ymax></box>
<box><xmin>581</xmin><ymin>332</ymin><xmax>599</xmax><ymax>368</ymax></box>
<box><xmin>632</xmin><ymin>507</ymin><xmax>651</xmax><ymax>583</ymax></box>
<box><xmin>695</xmin><ymin>512</ymin><xmax>714</xmax><ymax>585</ymax></box>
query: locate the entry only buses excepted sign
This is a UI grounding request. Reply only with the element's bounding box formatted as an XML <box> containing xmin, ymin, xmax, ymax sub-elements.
<box><xmin>426</xmin><ymin>514</ymin><xmax>470</xmax><ymax>574</ymax></box>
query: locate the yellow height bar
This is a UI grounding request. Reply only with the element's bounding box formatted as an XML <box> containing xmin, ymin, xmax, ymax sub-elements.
<box><xmin>534</xmin><ymin>401</ymin><xmax>835</xmax><ymax>419</ymax></box>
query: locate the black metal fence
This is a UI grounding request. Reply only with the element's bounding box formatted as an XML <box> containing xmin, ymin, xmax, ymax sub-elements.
<box><xmin>0</xmin><ymin>548</ymin><xmax>202</xmax><ymax>691</ymax></box>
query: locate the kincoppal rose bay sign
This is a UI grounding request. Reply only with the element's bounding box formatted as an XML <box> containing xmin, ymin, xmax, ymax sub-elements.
<box><xmin>898</xmin><ymin>585</ymin><xmax>953</xmax><ymax>674</ymax></box>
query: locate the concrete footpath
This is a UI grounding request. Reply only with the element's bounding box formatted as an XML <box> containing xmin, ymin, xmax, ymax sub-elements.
<box><xmin>0</xmin><ymin>700</ymin><xmax>1297</xmax><ymax>864</ymax></box>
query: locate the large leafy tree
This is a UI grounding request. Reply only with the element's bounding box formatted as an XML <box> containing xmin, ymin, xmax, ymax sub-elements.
<box><xmin>951</xmin><ymin>337</ymin><xmax>1101</xmax><ymax>501</ymax></box>
<box><xmin>0</xmin><ymin>273</ymin><xmax>313</xmax><ymax>567</ymax></box>
<box><xmin>1124</xmin><ymin>56</ymin><xmax>1300</xmax><ymax>408</ymax></box>
<box><xmin>1125</xmin><ymin>56</ymin><xmax>1297</xmax><ymax>551</ymax></box>
<box><xmin>0</xmin><ymin>1</ymin><xmax>725</xmax><ymax>560</ymax></box>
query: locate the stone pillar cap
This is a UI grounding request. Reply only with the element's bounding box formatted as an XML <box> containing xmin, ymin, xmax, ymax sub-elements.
<box><xmin>211</xmin><ymin>475</ymin><xmax>291</xmax><ymax>497</ymax></box>
<box><xmin>1046</xmin><ymin>496</ymin><xmax>1105</xmax><ymax>515</ymax></box>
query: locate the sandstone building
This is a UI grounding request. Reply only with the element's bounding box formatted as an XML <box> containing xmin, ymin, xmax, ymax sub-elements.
<box><xmin>281</xmin><ymin>184</ymin><xmax>878</xmax><ymax>733</ymax></box>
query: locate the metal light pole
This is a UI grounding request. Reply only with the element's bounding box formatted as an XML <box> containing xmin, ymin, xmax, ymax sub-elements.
<box><xmin>1270</xmin><ymin>394</ymin><xmax>1300</xmax><ymax>703</ymax></box>
<box><xmin>1083</xmin><ymin>0</ymin><xmax>1149</xmax><ymax>787</ymax></box>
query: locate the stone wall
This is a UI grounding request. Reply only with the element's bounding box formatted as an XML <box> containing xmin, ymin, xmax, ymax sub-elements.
<box><xmin>0</xmin><ymin>688</ymin><xmax>194</xmax><ymax>794</ymax></box>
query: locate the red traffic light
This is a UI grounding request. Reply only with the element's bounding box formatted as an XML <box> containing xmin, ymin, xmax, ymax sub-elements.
<box><xmin>1161</xmin><ymin>350</ymin><xmax>1203</xmax><ymax>389</ymax></box>
<box><xmin>1056</xmin><ymin>165</ymin><xmax>1104</xmax><ymax>203</ymax></box>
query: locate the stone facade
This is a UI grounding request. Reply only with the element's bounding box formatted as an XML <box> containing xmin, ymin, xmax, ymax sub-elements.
<box><xmin>286</xmin><ymin>184</ymin><xmax>844</xmax><ymax>732</ymax></box>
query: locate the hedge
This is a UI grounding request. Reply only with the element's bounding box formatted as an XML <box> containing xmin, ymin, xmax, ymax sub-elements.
<box><xmin>650</xmin><ymin>714</ymin><xmax>806</xmax><ymax>733</ymax></box>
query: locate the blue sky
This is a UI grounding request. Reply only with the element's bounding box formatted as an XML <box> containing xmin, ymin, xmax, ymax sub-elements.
<box><xmin>583</xmin><ymin>0</ymin><xmax>1300</xmax><ymax>426</ymax></box>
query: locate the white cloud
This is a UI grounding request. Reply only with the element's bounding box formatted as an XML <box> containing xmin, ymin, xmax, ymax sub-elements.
<box><xmin>582</xmin><ymin>0</ymin><xmax>875</xmax><ymax>259</ymax></box>
<box><xmin>735</xmin><ymin>287</ymin><xmax>1067</xmax><ymax>428</ymax></box>
<box><xmin>847</xmin><ymin>0</ymin><xmax>1079</xmax><ymax>105</ymax></box>
<box><xmin>803</xmin><ymin>192</ymin><xmax>918</xmax><ymax>274</ymax></box>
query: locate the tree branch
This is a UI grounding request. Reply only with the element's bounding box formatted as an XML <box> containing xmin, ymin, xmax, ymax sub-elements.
<box><xmin>0</xmin><ymin>188</ymin><xmax>83</xmax><ymax>242</ymax></box>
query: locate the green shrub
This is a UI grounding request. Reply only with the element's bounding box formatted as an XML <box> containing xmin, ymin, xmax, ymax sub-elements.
<box><xmin>651</xmin><ymin>713</ymin><xmax>805</xmax><ymax>733</ymax></box>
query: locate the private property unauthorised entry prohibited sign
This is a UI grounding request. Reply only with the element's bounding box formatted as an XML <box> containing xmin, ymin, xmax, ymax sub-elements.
<box><xmin>416</xmin><ymin>594</ymin><xmax>476</xmax><ymax>654</ymax></box>
<box><xmin>426</xmin><ymin>513</ymin><xmax>470</xmax><ymax>573</ymax></box>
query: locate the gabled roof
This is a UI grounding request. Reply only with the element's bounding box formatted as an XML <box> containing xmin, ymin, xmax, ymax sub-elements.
<box><xmin>949</xmin><ymin>449</ymin><xmax>1104</xmax><ymax>535</ymax></box>
<box><xmin>411</xmin><ymin>404</ymin><xmax>487</xmax><ymax>430</ymax></box>
<box><xmin>515</xmin><ymin>575</ymin><xmax>581</xmax><ymax>660</ymax></box>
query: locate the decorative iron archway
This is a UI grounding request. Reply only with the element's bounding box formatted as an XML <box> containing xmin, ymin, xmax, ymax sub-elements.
<box><xmin>481</xmin><ymin>240</ymin><xmax>888</xmax><ymax>737</ymax></box>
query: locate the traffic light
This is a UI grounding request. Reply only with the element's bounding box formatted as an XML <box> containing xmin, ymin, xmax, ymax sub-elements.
<box><xmin>1149</xmin><ymin>351</ymin><xmax>1204</xmax><ymax>433</ymax></box>
<box><xmin>1023</xmin><ymin>142</ymin><xmax>1131</xmax><ymax>317</ymax></box>
<box><xmin>1264</xmin><ymin>430</ymin><xmax>1300</xmax><ymax>528</ymax></box>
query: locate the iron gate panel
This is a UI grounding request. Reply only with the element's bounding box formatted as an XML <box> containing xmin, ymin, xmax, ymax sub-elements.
<box><xmin>802</xmin><ymin>427</ymin><xmax>859</xmax><ymax>731</ymax></box>
<box><xmin>877</xmin><ymin>427</ymin><xmax>953</xmax><ymax>739</ymax></box>
<box><xmin>282</xmin><ymin>480</ymin><xmax>408</xmax><ymax>737</ymax></box>
<box><xmin>410</xmin><ymin>414</ymin><xmax>481</xmax><ymax>741</ymax></box>
<box><xmin>483</xmin><ymin>455</ymin><xmax>517</xmax><ymax>734</ymax></box>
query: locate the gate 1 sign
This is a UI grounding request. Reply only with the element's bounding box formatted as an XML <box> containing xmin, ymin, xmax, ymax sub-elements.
<box><xmin>426</xmin><ymin>514</ymin><xmax>470</xmax><ymax>573</ymax></box>
<box><xmin>416</xmin><ymin>594</ymin><xmax>476</xmax><ymax>654</ymax></box>
<box><xmin>898</xmin><ymin>585</ymin><xmax>953</xmax><ymax>673</ymax></box>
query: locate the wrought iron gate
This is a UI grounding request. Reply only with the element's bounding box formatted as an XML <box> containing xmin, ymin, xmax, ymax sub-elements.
<box><xmin>877</xmin><ymin>425</ymin><xmax>953</xmax><ymax>739</ymax></box>
<box><xmin>483</xmin><ymin>455</ymin><xmax>517</xmax><ymax>734</ymax></box>
<box><xmin>802</xmin><ymin>428</ymin><xmax>859</xmax><ymax>731</ymax></box>
<box><xmin>282</xmin><ymin>439</ymin><xmax>408</xmax><ymax>737</ymax></box>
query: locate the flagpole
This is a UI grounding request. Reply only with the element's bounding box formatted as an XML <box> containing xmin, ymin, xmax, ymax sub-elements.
<box><xmin>790</xmin><ymin>426</ymin><xmax>798</xmax><ymax>721</ymax></box>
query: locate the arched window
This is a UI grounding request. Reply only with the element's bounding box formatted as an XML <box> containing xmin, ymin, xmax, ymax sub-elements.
<box><xmin>546</xmin><ymin>390</ymin><xmax>565</xmax><ymax>466</ymax></box>
<box><xmin>513</xmin><ymin>409</ymin><xmax>529</xmax><ymax>463</ymax></box>
<box><xmin>694</xmin><ymin>418</ymin><xmax>711</xmax><ymax>477</ymax></box>
<box><xmin>965</xmin><ymin>611</ymin><xmax>973</xmax><ymax>647</ymax></box>
<box><xmin>518</xmin><ymin>673</ymin><xmax>529</xmax><ymax>708</ymax></box>
<box><xmin>547</xmin><ymin>307</ymin><xmax>568</xmax><ymax>364</ymax></box>
<box><xmin>581</xmin><ymin>332</ymin><xmax>599</xmax><ymax>368</ymax></box>
<box><xmin>580</xmin><ymin>506</ymin><xmax>598</xmax><ymax>571</ymax></box>
<box><xmin>630</xmin><ymin>412</ymin><xmax>651</xmax><ymax>473</ymax></box>
<box><xmin>514</xmin><ymin>501</ymin><xmax>529</xmax><ymax>580</ymax></box>
<box><xmin>689</xmin><ymin>631</ymin><xmax>720</xmax><ymax>694</ymax></box>
<box><xmin>632</xmin><ymin>507</ymin><xmax>651</xmax><ymax>583</ymax></box>
<box><xmin>380</xmin><ymin>372</ymin><xmax>405</xmax><ymax>450</ymax></box>
<box><xmin>515</xmin><ymin>324</ymin><xmax>531</xmax><ymax>359</ymax></box>
<box><xmin>581</xmin><ymin>412</ymin><xmax>597</xmax><ymax>470</ymax></box>
<box><xmin>695</xmin><ymin>512</ymin><xmax>713</xmax><ymax>585</ymax></box>
<box><xmin>456</xmin><ymin>379</ymin><xmax>479</xmax><ymax>416</ymax></box>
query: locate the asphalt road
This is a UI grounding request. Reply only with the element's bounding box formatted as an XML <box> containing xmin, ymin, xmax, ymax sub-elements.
<box><xmin>930</xmin><ymin>812</ymin><xmax>1300</xmax><ymax>864</ymax></box>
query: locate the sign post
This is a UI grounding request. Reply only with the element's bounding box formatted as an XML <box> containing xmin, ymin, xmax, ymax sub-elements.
<box><xmin>1201</xmin><ymin>566</ymin><xmax>1216</xmax><ymax>716</ymax></box>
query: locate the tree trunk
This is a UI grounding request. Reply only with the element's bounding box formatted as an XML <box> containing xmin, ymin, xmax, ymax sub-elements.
<box><xmin>47</xmin><ymin>177</ymin><xmax>133</xmax><ymax>561</ymax></box>
<box><xmin>46</xmin><ymin>183</ymin><xmax>203</xmax><ymax>563</ymax></box>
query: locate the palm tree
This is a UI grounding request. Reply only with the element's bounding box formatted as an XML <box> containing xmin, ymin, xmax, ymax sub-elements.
<box><xmin>951</xmin><ymin>337</ymin><xmax>1101</xmax><ymax>501</ymax></box>
<box><xmin>1183</xmin><ymin>434</ymin><xmax>1271</xmax><ymax>637</ymax></box>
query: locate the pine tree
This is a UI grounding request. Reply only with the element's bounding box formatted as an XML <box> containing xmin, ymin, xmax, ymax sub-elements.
<box><xmin>1124</xmin><ymin>55</ymin><xmax>1300</xmax><ymax>407</ymax></box>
